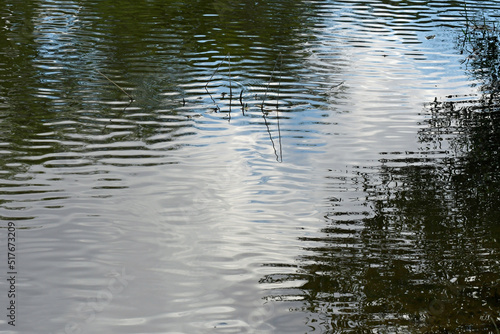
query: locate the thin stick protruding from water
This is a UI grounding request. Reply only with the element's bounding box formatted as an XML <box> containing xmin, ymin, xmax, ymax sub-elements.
<box><xmin>491</xmin><ymin>315</ymin><xmax>500</xmax><ymax>334</ymax></box>
<box><xmin>276</xmin><ymin>53</ymin><xmax>283</xmax><ymax>162</ymax></box>
<box><xmin>261</xmin><ymin>53</ymin><xmax>284</xmax><ymax>162</ymax></box>
<box><xmin>239</xmin><ymin>90</ymin><xmax>244</xmax><ymax>113</ymax></box>
<box><xmin>205</xmin><ymin>53</ymin><xmax>232</xmax><ymax>113</ymax></box>
<box><xmin>96</xmin><ymin>69</ymin><xmax>134</xmax><ymax>102</ymax></box>
<box><xmin>228</xmin><ymin>52</ymin><xmax>232</xmax><ymax>118</ymax></box>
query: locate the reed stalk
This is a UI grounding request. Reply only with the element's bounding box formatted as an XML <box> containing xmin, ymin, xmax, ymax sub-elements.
<box><xmin>276</xmin><ymin>53</ymin><xmax>283</xmax><ymax>162</ymax></box>
<box><xmin>261</xmin><ymin>53</ymin><xmax>283</xmax><ymax>162</ymax></box>
<box><xmin>205</xmin><ymin>53</ymin><xmax>232</xmax><ymax>113</ymax></box>
<box><xmin>492</xmin><ymin>315</ymin><xmax>500</xmax><ymax>334</ymax></box>
<box><xmin>96</xmin><ymin>69</ymin><xmax>134</xmax><ymax>102</ymax></box>
<box><xmin>239</xmin><ymin>90</ymin><xmax>244</xmax><ymax>115</ymax></box>
<box><xmin>228</xmin><ymin>52</ymin><xmax>232</xmax><ymax>117</ymax></box>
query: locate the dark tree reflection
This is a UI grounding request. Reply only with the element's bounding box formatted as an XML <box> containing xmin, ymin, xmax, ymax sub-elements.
<box><xmin>261</xmin><ymin>13</ymin><xmax>500</xmax><ymax>334</ymax></box>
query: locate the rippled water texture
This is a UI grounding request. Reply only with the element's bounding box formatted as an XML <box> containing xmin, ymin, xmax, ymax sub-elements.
<box><xmin>0</xmin><ymin>0</ymin><xmax>499</xmax><ymax>333</ymax></box>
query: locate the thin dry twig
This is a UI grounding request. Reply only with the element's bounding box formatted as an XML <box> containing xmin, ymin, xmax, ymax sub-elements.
<box><xmin>330</xmin><ymin>81</ymin><xmax>345</xmax><ymax>90</ymax></box>
<box><xmin>261</xmin><ymin>53</ymin><xmax>284</xmax><ymax>162</ymax></box>
<box><xmin>96</xmin><ymin>69</ymin><xmax>134</xmax><ymax>102</ymax></box>
<box><xmin>276</xmin><ymin>53</ymin><xmax>283</xmax><ymax>162</ymax></box>
<box><xmin>205</xmin><ymin>53</ymin><xmax>232</xmax><ymax>113</ymax></box>
<box><xmin>491</xmin><ymin>315</ymin><xmax>500</xmax><ymax>334</ymax></box>
<box><xmin>228</xmin><ymin>53</ymin><xmax>232</xmax><ymax>118</ymax></box>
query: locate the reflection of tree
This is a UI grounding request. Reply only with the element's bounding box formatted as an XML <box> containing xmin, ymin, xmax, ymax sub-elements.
<box><xmin>459</xmin><ymin>11</ymin><xmax>500</xmax><ymax>100</ymax></box>
<box><xmin>260</xmin><ymin>10</ymin><xmax>500</xmax><ymax>334</ymax></box>
<box><xmin>0</xmin><ymin>0</ymin><xmax>320</xmax><ymax>177</ymax></box>
<box><xmin>262</xmin><ymin>99</ymin><xmax>500</xmax><ymax>332</ymax></box>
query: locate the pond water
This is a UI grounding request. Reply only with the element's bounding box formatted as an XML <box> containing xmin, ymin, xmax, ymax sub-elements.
<box><xmin>0</xmin><ymin>0</ymin><xmax>499</xmax><ymax>333</ymax></box>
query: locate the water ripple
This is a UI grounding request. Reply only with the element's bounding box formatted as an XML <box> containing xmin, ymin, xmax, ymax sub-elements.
<box><xmin>1</xmin><ymin>0</ymin><xmax>499</xmax><ymax>333</ymax></box>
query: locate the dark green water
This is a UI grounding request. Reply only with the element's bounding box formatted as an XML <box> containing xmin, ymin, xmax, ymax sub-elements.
<box><xmin>0</xmin><ymin>0</ymin><xmax>499</xmax><ymax>333</ymax></box>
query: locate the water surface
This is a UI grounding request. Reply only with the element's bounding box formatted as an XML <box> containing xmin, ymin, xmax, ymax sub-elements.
<box><xmin>0</xmin><ymin>0</ymin><xmax>499</xmax><ymax>333</ymax></box>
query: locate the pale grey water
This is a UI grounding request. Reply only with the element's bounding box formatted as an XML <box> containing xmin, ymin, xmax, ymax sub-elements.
<box><xmin>0</xmin><ymin>0</ymin><xmax>499</xmax><ymax>333</ymax></box>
